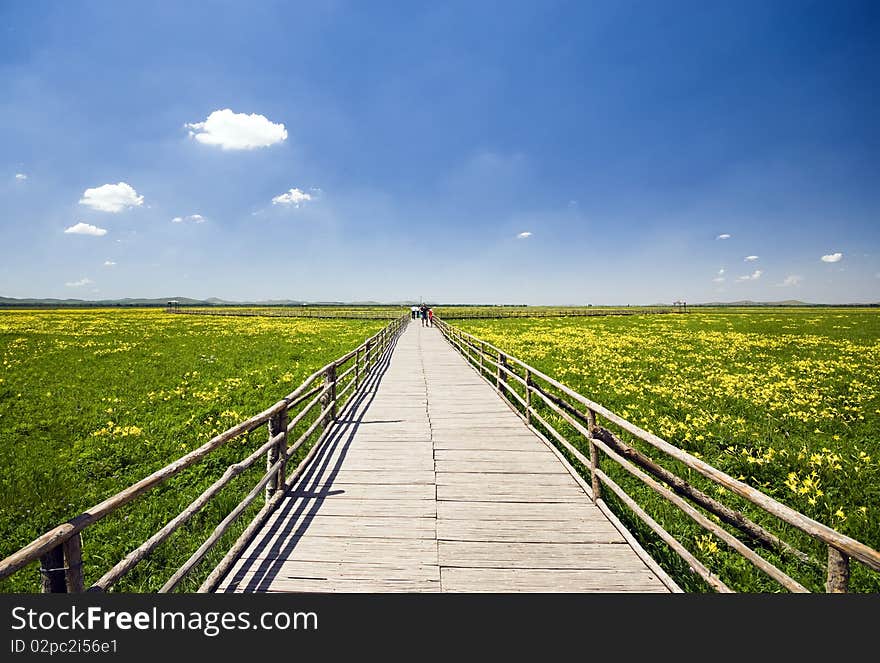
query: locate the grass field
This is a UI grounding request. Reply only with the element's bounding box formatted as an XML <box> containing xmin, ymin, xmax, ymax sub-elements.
<box><xmin>453</xmin><ymin>309</ymin><xmax>880</xmax><ymax>591</ymax></box>
<box><xmin>0</xmin><ymin>309</ymin><xmax>386</xmax><ymax>592</ymax></box>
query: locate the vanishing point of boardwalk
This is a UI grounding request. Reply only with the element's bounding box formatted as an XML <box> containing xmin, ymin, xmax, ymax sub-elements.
<box><xmin>218</xmin><ymin>322</ymin><xmax>673</xmax><ymax>593</ymax></box>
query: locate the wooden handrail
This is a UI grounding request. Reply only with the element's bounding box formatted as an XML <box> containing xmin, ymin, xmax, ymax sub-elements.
<box><xmin>434</xmin><ymin>317</ymin><xmax>880</xmax><ymax>591</ymax></box>
<box><xmin>0</xmin><ymin>314</ymin><xmax>409</xmax><ymax>592</ymax></box>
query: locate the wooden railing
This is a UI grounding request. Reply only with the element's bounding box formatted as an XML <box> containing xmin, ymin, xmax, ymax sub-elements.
<box><xmin>434</xmin><ymin>317</ymin><xmax>880</xmax><ymax>593</ymax></box>
<box><xmin>0</xmin><ymin>315</ymin><xmax>409</xmax><ymax>593</ymax></box>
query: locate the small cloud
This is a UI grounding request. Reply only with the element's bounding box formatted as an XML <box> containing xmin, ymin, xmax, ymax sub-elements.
<box><xmin>103</xmin><ymin>260</ymin><xmax>116</xmax><ymax>267</ymax></box>
<box><xmin>737</xmin><ymin>269</ymin><xmax>762</xmax><ymax>282</ymax></box>
<box><xmin>64</xmin><ymin>222</ymin><xmax>107</xmax><ymax>236</ymax></box>
<box><xmin>79</xmin><ymin>182</ymin><xmax>144</xmax><ymax>213</ymax></box>
<box><xmin>65</xmin><ymin>277</ymin><xmax>93</xmax><ymax>287</ymax></box>
<box><xmin>516</xmin><ymin>231</ymin><xmax>532</xmax><ymax>239</ymax></box>
<box><xmin>185</xmin><ymin>109</ymin><xmax>287</xmax><ymax>150</ymax></box>
<box><xmin>779</xmin><ymin>275</ymin><xmax>802</xmax><ymax>287</ymax></box>
<box><xmin>172</xmin><ymin>214</ymin><xmax>205</xmax><ymax>223</ymax></box>
<box><xmin>744</xmin><ymin>255</ymin><xmax>759</xmax><ymax>262</ymax></box>
<box><xmin>15</xmin><ymin>173</ymin><xmax>27</xmax><ymax>181</ymax></box>
<box><xmin>272</xmin><ymin>188</ymin><xmax>312</xmax><ymax>207</ymax></box>
<box><xmin>716</xmin><ymin>233</ymin><xmax>731</xmax><ymax>240</ymax></box>
<box><xmin>821</xmin><ymin>252</ymin><xmax>843</xmax><ymax>263</ymax></box>
<box><xmin>712</xmin><ymin>277</ymin><xmax>725</xmax><ymax>283</ymax></box>
<box><xmin>718</xmin><ymin>268</ymin><xmax>725</xmax><ymax>275</ymax></box>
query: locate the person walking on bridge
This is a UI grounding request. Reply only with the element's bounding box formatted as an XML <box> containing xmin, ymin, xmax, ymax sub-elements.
<box><xmin>427</xmin><ymin>307</ymin><xmax>434</xmax><ymax>327</ymax></box>
<box><xmin>419</xmin><ymin>304</ymin><xmax>428</xmax><ymax>327</ymax></box>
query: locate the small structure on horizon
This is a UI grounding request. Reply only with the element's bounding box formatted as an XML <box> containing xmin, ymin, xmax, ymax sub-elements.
<box><xmin>167</xmin><ymin>300</ymin><xmax>180</xmax><ymax>312</ymax></box>
<box><xmin>673</xmin><ymin>300</ymin><xmax>688</xmax><ymax>313</ymax></box>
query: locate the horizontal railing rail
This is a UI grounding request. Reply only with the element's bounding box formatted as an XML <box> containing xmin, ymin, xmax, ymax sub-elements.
<box><xmin>434</xmin><ymin>317</ymin><xmax>880</xmax><ymax>593</ymax></box>
<box><xmin>0</xmin><ymin>314</ymin><xmax>409</xmax><ymax>593</ymax></box>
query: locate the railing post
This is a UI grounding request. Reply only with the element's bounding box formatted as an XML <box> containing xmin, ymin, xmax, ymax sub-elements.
<box><xmin>40</xmin><ymin>545</ymin><xmax>66</xmax><ymax>593</ymax></box>
<box><xmin>365</xmin><ymin>339</ymin><xmax>372</xmax><ymax>372</ymax></box>
<box><xmin>587</xmin><ymin>409</ymin><xmax>601</xmax><ymax>502</ymax></box>
<box><xmin>497</xmin><ymin>352</ymin><xmax>506</xmax><ymax>392</ymax></box>
<box><xmin>266</xmin><ymin>406</ymin><xmax>288</xmax><ymax>502</ymax></box>
<box><xmin>322</xmin><ymin>364</ymin><xmax>337</xmax><ymax>423</ymax></box>
<box><xmin>355</xmin><ymin>347</ymin><xmax>361</xmax><ymax>388</ymax></box>
<box><xmin>479</xmin><ymin>341</ymin><xmax>484</xmax><ymax>376</ymax></box>
<box><xmin>826</xmin><ymin>546</ymin><xmax>850</xmax><ymax>593</ymax></box>
<box><xmin>525</xmin><ymin>369</ymin><xmax>532</xmax><ymax>425</ymax></box>
<box><xmin>63</xmin><ymin>533</ymin><xmax>84</xmax><ymax>593</ymax></box>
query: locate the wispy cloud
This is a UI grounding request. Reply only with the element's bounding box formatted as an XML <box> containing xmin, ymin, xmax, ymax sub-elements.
<box><xmin>779</xmin><ymin>275</ymin><xmax>802</xmax><ymax>287</ymax></box>
<box><xmin>821</xmin><ymin>252</ymin><xmax>843</xmax><ymax>263</ymax></box>
<box><xmin>744</xmin><ymin>255</ymin><xmax>758</xmax><ymax>262</ymax></box>
<box><xmin>14</xmin><ymin>173</ymin><xmax>27</xmax><ymax>181</ymax></box>
<box><xmin>186</xmin><ymin>109</ymin><xmax>287</xmax><ymax>150</ymax></box>
<box><xmin>172</xmin><ymin>214</ymin><xmax>206</xmax><ymax>224</ymax></box>
<box><xmin>272</xmin><ymin>188</ymin><xmax>312</xmax><ymax>207</ymax></box>
<box><xmin>737</xmin><ymin>269</ymin><xmax>762</xmax><ymax>282</ymax></box>
<box><xmin>716</xmin><ymin>233</ymin><xmax>731</xmax><ymax>240</ymax></box>
<box><xmin>79</xmin><ymin>182</ymin><xmax>143</xmax><ymax>213</ymax></box>
<box><xmin>103</xmin><ymin>260</ymin><xmax>116</xmax><ymax>267</ymax></box>
<box><xmin>516</xmin><ymin>231</ymin><xmax>532</xmax><ymax>239</ymax></box>
<box><xmin>65</xmin><ymin>277</ymin><xmax>93</xmax><ymax>287</ymax></box>
<box><xmin>64</xmin><ymin>222</ymin><xmax>107</xmax><ymax>236</ymax></box>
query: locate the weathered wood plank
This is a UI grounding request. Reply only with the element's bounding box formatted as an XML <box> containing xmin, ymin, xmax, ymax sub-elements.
<box><xmin>440</xmin><ymin>567</ymin><xmax>667</xmax><ymax>593</ymax></box>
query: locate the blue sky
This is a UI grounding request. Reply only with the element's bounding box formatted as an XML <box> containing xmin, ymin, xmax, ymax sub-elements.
<box><xmin>2</xmin><ymin>0</ymin><xmax>878</xmax><ymax>304</ymax></box>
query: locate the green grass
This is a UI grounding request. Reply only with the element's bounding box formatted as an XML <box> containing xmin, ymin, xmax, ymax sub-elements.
<box><xmin>0</xmin><ymin>309</ymin><xmax>386</xmax><ymax>593</ymax></box>
<box><xmin>453</xmin><ymin>308</ymin><xmax>880</xmax><ymax>592</ymax></box>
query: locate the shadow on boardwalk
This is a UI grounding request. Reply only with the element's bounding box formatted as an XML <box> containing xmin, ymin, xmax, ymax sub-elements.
<box><xmin>219</xmin><ymin>331</ymin><xmax>402</xmax><ymax>592</ymax></box>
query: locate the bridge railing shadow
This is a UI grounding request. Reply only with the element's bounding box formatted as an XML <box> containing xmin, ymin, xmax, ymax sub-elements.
<box><xmin>218</xmin><ymin>327</ymin><xmax>405</xmax><ymax>592</ymax></box>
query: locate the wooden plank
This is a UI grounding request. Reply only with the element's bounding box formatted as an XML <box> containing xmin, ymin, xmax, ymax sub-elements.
<box><xmin>439</xmin><ymin>540</ymin><xmax>651</xmax><ymax>570</ymax></box>
<box><xmin>436</xmin><ymin>472</ymin><xmax>584</xmax><ymax>488</ymax></box>
<box><xmin>440</xmin><ymin>567</ymin><xmax>668</xmax><ymax>593</ymax></box>
<box><xmin>437</xmin><ymin>482</ymin><xmax>589</xmax><ymax>503</ymax></box>
<box><xmin>438</xmin><ymin>500</ymin><xmax>608</xmax><ymax>521</ymax></box>
<box><xmin>437</xmin><ymin>520</ymin><xmax>625</xmax><ymax>544</ymax></box>
<box><xmin>290</xmin><ymin>483</ymin><xmax>435</xmax><ymax>501</ymax></box>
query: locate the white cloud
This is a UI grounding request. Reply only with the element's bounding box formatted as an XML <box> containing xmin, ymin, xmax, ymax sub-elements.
<box><xmin>272</xmin><ymin>188</ymin><xmax>312</xmax><ymax>207</ymax></box>
<box><xmin>716</xmin><ymin>233</ymin><xmax>731</xmax><ymax>240</ymax></box>
<box><xmin>103</xmin><ymin>260</ymin><xmax>116</xmax><ymax>267</ymax></box>
<box><xmin>172</xmin><ymin>214</ymin><xmax>205</xmax><ymax>223</ymax></box>
<box><xmin>516</xmin><ymin>231</ymin><xmax>532</xmax><ymax>239</ymax></box>
<box><xmin>65</xmin><ymin>277</ymin><xmax>93</xmax><ymax>287</ymax></box>
<box><xmin>186</xmin><ymin>109</ymin><xmax>287</xmax><ymax>150</ymax></box>
<box><xmin>744</xmin><ymin>255</ymin><xmax>759</xmax><ymax>262</ymax></box>
<box><xmin>718</xmin><ymin>268</ymin><xmax>725</xmax><ymax>275</ymax></box>
<box><xmin>712</xmin><ymin>277</ymin><xmax>725</xmax><ymax>283</ymax></box>
<box><xmin>821</xmin><ymin>252</ymin><xmax>843</xmax><ymax>263</ymax></box>
<box><xmin>779</xmin><ymin>275</ymin><xmax>802</xmax><ymax>287</ymax></box>
<box><xmin>79</xmin><ymin>182</ymin><xmax>144</xmax><ymax>212</ymax></box>
<box><xmin>64</xmin><ymin>222</ymin><xmax>107</xmax><ymax>236</ymax></box>
<box><xmin>15</xmin><ymin>173</ymin><xmax>27</xmax><ymax>181</ymax></box>
<box><xmin>737</xmin><ymin>270</ymin><xmax>763</xmax><ymax>282</ymax></box>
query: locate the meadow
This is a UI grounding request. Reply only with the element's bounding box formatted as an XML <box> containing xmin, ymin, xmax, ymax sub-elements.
<box><xmin>0</xmin><ymin>309</ymin><xmax>386</xmax><ymax>592</ymax></box>
<box><xmin>454</xmin><ymin>309</ymin><xmax>880</xmax><ymax>591</ymax></box>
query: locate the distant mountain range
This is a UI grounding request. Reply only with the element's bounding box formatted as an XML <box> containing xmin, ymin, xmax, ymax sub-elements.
<box><xmin>0</xmin><ymin>296</ymin><xmax>876</xmax><ymax>308</ymax></box>
<box><xmin>0</xmin><ymin>296</ymin><xmax>413</xmax><ymax>307</ymax></box>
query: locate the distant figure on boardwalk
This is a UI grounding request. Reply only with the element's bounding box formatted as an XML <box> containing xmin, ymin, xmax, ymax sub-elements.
<box><xmin>427</xmin><ymin>308</ymin><xmax>434</xmax><ymax>327</ymax></box>
<box><xmin>411</xmin><ymin>305</ymin><xmax>418</xmax><ymax>320</ymax></box>
<box><xmin>419</xmin><ymin>304</ymin><xmax>428</xmax><ymax>327</ymax></box>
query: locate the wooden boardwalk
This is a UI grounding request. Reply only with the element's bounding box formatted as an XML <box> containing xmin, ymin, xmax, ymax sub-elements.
<box><xmin>217</xmin><ymin>322</ymin><xmax>673</xmax><ymax>593</ymax></box>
